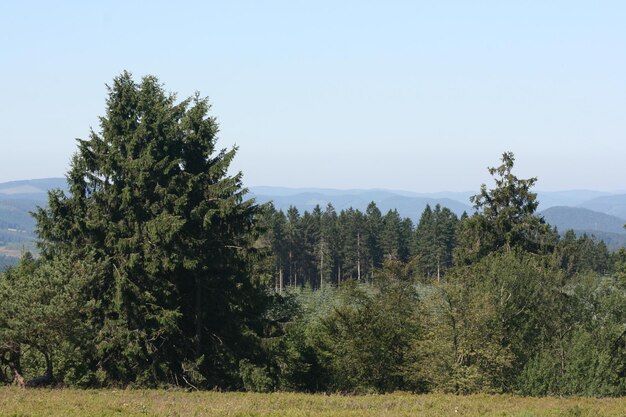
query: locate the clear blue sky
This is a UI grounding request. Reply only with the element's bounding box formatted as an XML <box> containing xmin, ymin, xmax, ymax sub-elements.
<box><xmin>1</xmin><ymin>1</ymin><xmax>625</xmax><ymax>192</ymax></box>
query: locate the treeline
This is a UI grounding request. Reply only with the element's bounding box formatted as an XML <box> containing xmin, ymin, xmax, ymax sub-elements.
<box><xmin>245</xmin><ymin>155</ymin><xmax>624</xmax><ymax>396</ymax></box>
<box><xmin>1</xmin><ymin>73</ymin><xmax>625</xmax><ymax>396</ymax></box>
<box><xmin>257</xmin><ymin>202</ymin><xmax>458</xmax><ymax>290</ymax></box>
<box><xmin>258</xmin><ymin>200</ymin><xmax>616</xmax><ymax>292</ymax></box>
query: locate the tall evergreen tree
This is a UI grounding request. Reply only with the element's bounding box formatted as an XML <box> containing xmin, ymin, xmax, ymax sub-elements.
<box><xmin>35</xmin><ymin>72</ymin><xmax>261</xmax><ymax>387</ymax></box>
<box><xmin>415</xmin><ymin>204</ymin><xmax>458</xmax><ymax>280</ymax></box>
<box><xmin>381</xmin><ymin>209</ymin><xmax>405</xmax><ymax>261</ymax></box>
<box><xmin>337</xmin><ymin>209</ymin><xmax>367</xmax><ymax>281</ymax></box>
<box><xmin>285</xmin><ymin>206</ymin><xmax>303</xmax><ymax>287</ymax></box>
<box><xmin>300</xmin><ymin>209</ymin><xmax>321</xmax><ymax>288</ymax></box>
<box><xmin>455</xmin><ymin>152</ymin><xmax>556</xmax><ymax>264</ymax></box>
<box><xmin>318</xmin><ymin>204</ymin><xmax>338</xmax><ymax>288</ymax></box>
<box><xmin>365</xmin><ymin>202</ymin><xmax>384</xmax><ymax>271</ymax></box>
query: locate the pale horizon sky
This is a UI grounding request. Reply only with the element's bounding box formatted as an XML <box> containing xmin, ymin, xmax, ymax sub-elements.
<box><xmin>1</xmin><ymin>1</ymin><xmax>625</xmax><ymax>192</ymax></box>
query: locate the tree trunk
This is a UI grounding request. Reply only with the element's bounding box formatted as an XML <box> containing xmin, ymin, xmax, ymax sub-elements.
<box><xmin>13</xmin><ymin>368</ymin><xmax>25</xmax><ymax>388</ymax></box>
<box><xmin>357</xmin><ymin>232</ymin><xmax>361</xmax><ymax>282</ymax></box>
<box><xmin>320</xmin><ymin>241</ymin><xmax>324</xmax><ymax>290</ymax></box>
<box><xmin>338</xmin><ymin>264</ymin><xmax>341</xmax><ymax>286</ymax></box>
<box><xmin>289</xmin><ymin>250</ymin><xmax>292</xmax><ymax>287</ymax></box>
<box><xmin>3</xmin><ymin>343</ymin><xmax>25</xmax><ymax>388</ymax></box>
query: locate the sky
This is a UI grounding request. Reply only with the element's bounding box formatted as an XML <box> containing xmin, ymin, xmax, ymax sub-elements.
<box><xmin>1</xmin><ymin>1</ymin><xmax>625</xmax><ymax>192</ymax></box>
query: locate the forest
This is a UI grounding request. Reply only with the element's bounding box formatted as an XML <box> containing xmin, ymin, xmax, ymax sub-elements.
<box><xmin>1</xmin><ymin>73</ymin><xmax>625</xmax><ymax>396</ymax></box>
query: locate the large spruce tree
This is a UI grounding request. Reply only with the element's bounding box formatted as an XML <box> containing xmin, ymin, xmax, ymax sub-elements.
<box><xmin>455</xmin><ymin>152</ymin><xmax>556</xmax><ymax>264</ymax></box>
<box><xmin>35</xmin><ymin>72</ymin><xmax>260</xmax><ymax>387</ymax></box>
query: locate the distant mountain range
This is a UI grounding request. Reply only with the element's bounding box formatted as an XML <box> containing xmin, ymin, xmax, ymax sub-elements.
<box><xmin>249</xmin><ymin>188</ymin><xmax>472</xmax><ymax>221</ymax></box>
<box><xmin>247</xmin><ymin>186</ymin><xmax>626</xmax><ymax>250</ymax></box>
<box><xmin>540</xmin><ymin>206</ymin><xmax>626</xmax><ymax>250</ymax></box>
<box><xmin>578</xmin><ymin>194</ymin><xmax>626</xmax><ymax>220</ymax></box>
<box><xmin>1</xmin><ymin>179</ymin><xmax>625</xmax><ymax>261</ymax></box>
<box><xmin>540</xmin><ymin>206</ymin><xmax>626</xmax><ymax>235</ymax></box>
<box><xmin>0</xmin><ymin>178</ymin><xmax>68</xmax><ymax>201</ymax></box>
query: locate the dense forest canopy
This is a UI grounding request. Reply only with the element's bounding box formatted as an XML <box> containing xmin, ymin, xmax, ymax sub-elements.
<box><xmin>1</xmin><ymin>74</ymin><xmax>625</xmax><ymax>396</ymax></box>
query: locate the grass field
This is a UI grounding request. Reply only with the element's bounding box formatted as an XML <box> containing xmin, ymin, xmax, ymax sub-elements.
<box><xmin>1</xmin><ymin>389</ymin><xmax>625</xmax><ymax>417</ymax></box>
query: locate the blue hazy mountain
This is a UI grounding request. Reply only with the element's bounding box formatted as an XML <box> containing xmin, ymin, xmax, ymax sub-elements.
<box><xmin>249</xmin><ymin>188</ymin><xmax>472</xmax><ymax>222</ymax></box>
<box><xmin>539</xmin><ymin>206</ymin><xmax>626</xmax><ymax>251</ymax></box>
<box><xmin>1</xmin><ymin>179</ymin><xmax>625</xmax><ymax>251</ymax></box>
<box><xmin>578</xmin><ymin>194</ymin><xmax>626</xmax><ymax>220</ymax></box>
<box><xmin>0</xmin><ymin>178</ymin><xmax>69</xmax><ymax>249</ymax></box>
<box><xmin>0</xmin><ymin>178</ymin><xmax>68</xmax><ymax>201</ymax></box>
<box><xmin>536</xmin><ymin>190</ymin><xmax>614</xmax><ymax>210</ymax></box>
<box><xmin>540</xmin><ymin>206</ymin><xmax>626</xmax><ymax>235</ymax></box>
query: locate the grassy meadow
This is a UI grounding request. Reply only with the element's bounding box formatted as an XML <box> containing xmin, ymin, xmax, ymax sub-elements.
<box><xmin>1</xmin><ymin>388</ymin><xmax>625</xmax><ymax>417</ymax></box>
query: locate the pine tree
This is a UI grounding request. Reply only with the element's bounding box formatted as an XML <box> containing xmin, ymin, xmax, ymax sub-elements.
<box><xmin>35</xmin><ymin>72</ymin><xmax>261</xmax><ymax>387</ymax></box>
<box><xmin>318</xmin><ymin>204</ymin><xmax>338</xmax><ymax>288</ymax></box>
<box><xmin>455</xmin><ymin>152</ymin><xmax>556</xmax><ymax>264</ymax></box>
<box><xmin>415</xmin><ymin>205</ymin><xmax>457</xmax><ymax>280</ymax></box>
<box><xmin>365</xmin><ymin>202</ymin><xmax>384</xmax><ymax>271</ymax></box>
<box><xmin>285</xmin><ymin>206</ymin><xmax>302</xmax><ymax>287</ymax></box>
<box><xmin>337</xmin><ymin>208</ymin><xmax>367</xmax><ymax>281</ymax></box>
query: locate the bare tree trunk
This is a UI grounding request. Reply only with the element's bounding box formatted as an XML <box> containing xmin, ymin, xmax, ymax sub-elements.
<box><xmin>437</xmin><ymin>254</ymin><xmax>441</xmax><ymax>284</ymax></box>
<box><xmin>357</xmin><ymin>232</ymin><xmax>361</xmax><ymax>282</ymax></box>
<box><xmin>320</xmin><ymin>240</ymin><xmax>324</xmax><ymax>290</ymax></box>
<box><xmin>559</xmin><ymin>331</ymin><xmax>565</xmax><ymax>379</ymax></box>
<box><xmin>13</xmin><ymin>369</ymin><xmax>25</xmax><ymax>388</ymax></box>
<box><xmin>279</xmin><ymin>267</ymin><xmax>283</xmax><ymax>293</ymax></box>
<box><xmin>289</xmin><ymin>250</ymin><xmax>293</xmax><ymax>287</ymax></box>
<box><xmin>4</xmin><ymin>344</ymin><xmax>25</xmax><ymax>388</ymax></box>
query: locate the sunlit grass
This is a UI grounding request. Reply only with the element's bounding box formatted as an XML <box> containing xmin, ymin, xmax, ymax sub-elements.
<box><xmin>0</xmin><ymin>388</ymin><xmax>624</xmax><ymax>416</ymax></box>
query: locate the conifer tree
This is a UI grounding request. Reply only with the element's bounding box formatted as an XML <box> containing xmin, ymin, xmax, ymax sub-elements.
<box><xmin>320</xmin><ymin>204</ymin><xmax>339</xmax><ymax>286</ymax></box>
<box><xmin>365</xmin><ymin>202</ymin><xmax>384</xmax><ymax>270</ymax></box>
<box><xmin>415</xmin><ymin>204</ymin><xmax>458</xmax><ymax>280</ymax></box>
<box><xmin>455</xmin><ymin>152</ymin><xmax>555</xmax><ymax>264</ymax></box>
<box><xmin>35</xmin><ymin>72</ymin><xmax>260</xmax><ymax>387</ymax></box>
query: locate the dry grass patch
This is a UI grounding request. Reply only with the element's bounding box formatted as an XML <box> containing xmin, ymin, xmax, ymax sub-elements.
<box><xmin>0</xmin><ymin>388</ymin><xmax>624</xmax><ymax>417</ymax></box>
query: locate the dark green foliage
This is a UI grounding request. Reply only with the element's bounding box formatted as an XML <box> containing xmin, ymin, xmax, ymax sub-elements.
<box><xmin>316</xmin><ymin>261</ymin><xmax>423</xmax><ymax>393</ymax></box>
<box><xmin>0</xmin><ymin>253</ymin><xmax>102</xmax><ymax>386</ymax></box>
<box><xmin>32</xmin><ymin>72</ymin><xmax>262</xmax><ymax>388</ymax></box>
<box><xmin>365</xmin><ymin>202</ymin><xmax>384</xmax><ymax>269</ymax></box>
<box><xmin>246</xmin><ymin>152</ymin><xmax>626</xmax><ymax>396</ymax></box>
<box><xmin>519</xmin><ymin>273</ymin><xmax>626</xmax><ymax>396</ymax></box>
<box><xmin>470</xmin><ymin>252</ymin><xmax>566</xmax><ymax>376</ymax></box>
<box><xmin>267</xmin><ymin>288</ymin><xmax>335</xmax><ymax>392</ymax></box>
<box><xmin>3</xmin><ymin>96</ymin><xmax>626</xmax><ymax>400</ymax></box>
<box><xmin>239</xmin><ymin>359</ymin><xmax>274</xmax><ymax>392</ymax></box>
<box><xmin>380</xmin><ymin>209</ymin><xmax>413</xmax><ymax>263</ymax></box>
<box><xmin>555</xmin><ymin>230</ymin><xmax>611</xmax><ymax>276</ymax></box>
<box><xmin>416</xmin><ymin>275</ymin><xmax>513</xmax><ymax>394</ymax></box>
<box><xmin>319</xmin><ymin>204</ymin><xmax>340</xmax><ymax>287</ymax></box>
<box><xmin>414</xmin><ymin>204</ymin><xmax>458</xmax><ymax>280</ymax></box>
<box><xmin>455</xmin><ymin>152</ymin><xmax>557</xmax><ymax>264</ymax></box>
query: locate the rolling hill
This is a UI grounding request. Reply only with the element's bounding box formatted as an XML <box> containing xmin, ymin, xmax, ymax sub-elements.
<box><xmin>578</xmin><ymin>194</ymin><xmax>626</xmax><ymax>220</ymax></box>
<box><xmin>540</xmin><ymin>206</ymin><xmax>626</xmax><ymax>235</ymax></box>
<box><xmin>540</xmin><ymin>206</ymin><xmax>626</xmax><ymax>250</ymax></box>
<box><xmin>0</xmin><ymin>178</ymin><xmax>68</xmax><ymax>201</ymax></box>
<box><xmin>1</xmin><ymin>179</ymin><xmax>626</xmax><ymax>257</ymax></box>
<box><xmin>249</xmin><ymin>188</ymin><xmax>472</xmax><ymax>222</ymax></box>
